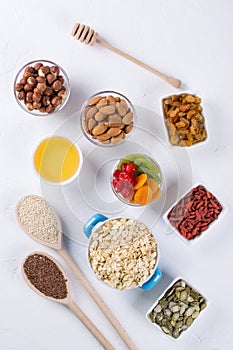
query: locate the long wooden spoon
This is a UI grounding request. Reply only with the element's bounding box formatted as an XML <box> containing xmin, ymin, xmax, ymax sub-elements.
<box><xmin>71</xmin><ymin>23</ymin><xmax>181</xmax><ymax>88</ymax></box>
<box><xmin>22</xmin><ymin>251</ymin><xmax>115</xmax><ymax>350</ymax></box>
<box><xmin>16</xmin><ymin>195</ymin><xmax>138</xmax><ymax>350</ymax></box>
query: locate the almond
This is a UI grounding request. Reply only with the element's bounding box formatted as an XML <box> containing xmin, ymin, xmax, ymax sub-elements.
<box><xmin>88</xmin><ymin>95</ymin><xmax>103</xmax><ymax>106</ymax></box>
<box><xmin>107</xmin><ymin>127</ymin><xmax>122</xmax><ymax>137</ymax></box>
<box><xmin>96</xmin><ymin>98</ymin><xmax>108</xmax><ymax>110</ymax></box>
<box><xmin>94</xmin><ymin>111</ymin><xmax>106</xmax><ymax>121</ymax></box>
<box><xmin>116</xmin><ymin>101</ymin><xmax>128</xmax><ymax>116</ymax></box>
<box><xmin>124</xmin><ymin>122</ymin><xmax>134</xmax><ymax>134</ymax></box>
<box><xmin>114</xmin><ymin>96</ymin><xmax>121</xmax><ymax>102</ymax></box>
<box><xmin>97</xmin><ymin>133</ymin><xmax>111</xmax><ymax>142</ymax></box>
<box><xmin>108</xmin><ymin>122</ymin><xmax>125</xmax><ymax>129</ymax></box>
<box><xmin>99</xmin><ymin>105</ymin><xmax>116</xmax><ymax>115</ymax></box>
<box><xmin>85</xmin><ymin>106</ymin><xmax>97</xmax><ymax>120</ymax></box>
<box><xmin>108</xmin><ymin>113</ymin><xmax>122</xmax><ymax>123</ymax></box>
<box><xmin>88</xmin><ymin>117</ymin><xmax>97</xmax><ymax>130</ymax></box>
<box><xmin>111</xmin><ymin>131</ymin><xmax>125</xmax><ymax>145</ymax></box>
<box><xmin>92</xmin><ymin>124</ymin><xmax>108</xmax><ymax>136</ymax></box>
<box><xmin>107</xmin><ymin>95</ymin><xmax>115</xmax><ymax>104</ymax></box>
<box><xmin>122</xmin><ymin>111</ymin><xmax>133</xmax><ymax>125</ymax></box>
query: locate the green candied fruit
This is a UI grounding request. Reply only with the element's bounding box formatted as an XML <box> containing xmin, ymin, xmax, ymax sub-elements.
<box><xmin>118</xmin><ymin>154</ymin><xmax>161</xmax><ymax>183</ymax></box>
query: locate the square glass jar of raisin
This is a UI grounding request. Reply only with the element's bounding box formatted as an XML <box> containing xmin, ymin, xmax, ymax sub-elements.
<box><xmin>161</xmin><ymin>93</ymin><xmax>207</xmax><ymax>147</ymax></box>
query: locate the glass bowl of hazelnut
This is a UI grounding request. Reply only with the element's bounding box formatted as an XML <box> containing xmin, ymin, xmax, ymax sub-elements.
<box><xmin>14</xmin><ymin>59</ymin><xmax>70</xmax><ymax>116</ymax></box>
<box><xmin>80</xmin><ymin>90</ymin><xmax>136</xmax><ymax>146</ymax></box>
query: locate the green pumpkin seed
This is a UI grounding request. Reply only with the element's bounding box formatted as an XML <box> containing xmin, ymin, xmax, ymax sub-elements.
<box><xmin>192</xmin><ymin>310</ymin><xmax>200</xmax><ymax>318</ymax></box>
<box><xmin>172</xmin><ymin>312</ymin><xmax>180</xmax><ymax>322</ymax></box>
<box><xmin>186</xmin><ymin>316</ymin><xmax>194</xmax><ymax>326</ymax></box>
<box><xmin>173</xmin><ymin>329</ymin><xmax>180</xmax><ymax>339</ymax></box>
<box><xmin>161</xmin><ymin>326</ymin><xmax>171</xmax><ymax>334</ymax></box>
<box><xmin>180</xmin><ymin>290</ymin><xmax>188</xmax><ymax>301</ymax></box>
<box><xmin>185</xmin><ymin>307</ymin><xmax>195</xmax><ymax>317</ymax></box>
<box><xmin>154</xmin><ymin>304</ymin><xmax>162</xmax><ymax>313</ymax></box>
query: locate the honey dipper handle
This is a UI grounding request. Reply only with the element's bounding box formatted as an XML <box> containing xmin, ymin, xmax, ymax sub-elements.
<box><xmin>68</xmin><ymin>298</ymin><xmax>116</xmax><ymax>350</ymax></box>
<box><xmin>97</xmin><ymin>38</ymin><xmax>181</xmax><ymax>88</ymax></box>
<box><xmin>59</xmin><ymin>248</ymin><xmax>139</xmax><ymax>350</ymax></box>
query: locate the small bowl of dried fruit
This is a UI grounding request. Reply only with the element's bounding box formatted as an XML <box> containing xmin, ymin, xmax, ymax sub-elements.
<box><xmin>111</xmin><ymin>153</ymin><xmax>163</xmax><ymax>206</ymax></box>
<box><xmin>81</xmin><ymin>91</ymin><xmax>136</xmax><ymax>146</ymax></box>
<box><xmin>161</xmin><ymin>93</ymin><xmax>208</xmax><ymax>147</ymax></box>
<box><xmin>14</xmin><ymin>59</ymin><xmax>70</xmax><ymax>116</ymax></box>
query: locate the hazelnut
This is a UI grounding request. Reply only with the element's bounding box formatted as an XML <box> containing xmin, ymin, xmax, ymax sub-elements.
<box><xmin>34</xmin><ymin>62</ymin><xmax>43</xmax><ymax>71</ymax></box>
<box><xmin>25</xmin><ymin>66</ymin><xmax>34</xmax><ymax>73</ymax></box>
<box><xmin>27</xmin><ymin>76</ymin><xmax>36</xmax><ymax>87</ymax></box>
<box><xmin>38</xmin><ymin>66</ymin><xmax>50</xmax><ymax>77</ymax></box>
<box><xmin>33</xmin><ymin>101</ymin><xmax>41</xmax><ymax>109</ymax></box>
<box><xmin>46</xmin><ymin>74</ymin><xmax>56</xmax><ymax>84</ymax></box>
<box><xmin>46</xmin><ymin>104</ymin><xmax>56</xmax><ymax>113</ymax></box>
<box><xmin>15</xmin><ymin>83</ymin><xmax>23</xmax><ymax>92</ymax></box>
<box><xmin>18</xmin><ymin>91</ymin><xmax>25</xmax><ymax>100</ymax></box>
<box><xmin>25</xmin><ymin>102</ymin><xmax>34</xmax><ymax>111</ymax></box>
<box><xmin>24</xmin><ymin>84</ymin><xmax>33</xmax><ymax>92</ymax></box>
<box><xmin>26</xmin><ymin>92</ymin><xmax>33</xmax><ymax>103</ymax></box>
<box><xmin>50</xmin><ymin>66</ymin><xmax>60</xmax><ymax>76</ymax></box>
<box><xmin>57</xmin><ymin>89</ymin><xmax>67</xmax><ymax>100</ymax></box>
<box><xmin>58</xmin><ymin>75</ymin><xmax>65</xmax><ymax>84</ymax></box>
<box><xmin>37</xmin><ymin>82</ymin><xmax>47</xmax><ymax>92</ymax></box>
<box><xmin>20</xmin><ymin>78</ymin><xmax>27</xmax><ymax>85</ymax></box>
<box><xmin>52</xmin><ymin>80</ymin><xmax>62</xmax><ymax>91</ymax></box>
<box><xmin>44</xmin><ymin>87</ymin><xmax>53</xmax><ymax>96</ymax></box>
<box><xmin>32</xmin><ymin>92</ymin><xmax>42</xmax><ymax>103</ymax></box>
<box><xmin>39</xmin><ymin>106</ymin><xmax>46</xmax><ymax>113</ymax></box>
<box><xmin>23</xmin><ymin>71</ymin><xmax>32</xmax><ymax>79</ymax></box>
<box><xmin>36</xmin><ymin>76</ymin><xmax>46</xmax><ymax>83</ymax></box>
<box><xmin>51</xmin><ymin>96</ymin><xmax>62</xmax><ymax>106</ymax></box>
<box><xmin>42</xmin><ymin>95</ymin><xmax>50</xmax><ymax>106</ymax></box>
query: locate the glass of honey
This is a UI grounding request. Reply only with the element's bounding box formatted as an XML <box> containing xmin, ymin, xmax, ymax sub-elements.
<box><xmin>33</xmin><ymin>136</ymin><xmax>83</xmax><ymax>184</ymax></box>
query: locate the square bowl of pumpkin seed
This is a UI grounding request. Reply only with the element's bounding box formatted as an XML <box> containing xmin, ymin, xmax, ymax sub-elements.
<box><xmin>146</xmin><ymin>277</ymin><xmax>208</xmax><ymax>340</ymax></box>
<box><xmin>161</xmin><ymin>92</ymin><xmax>208</xmax><ymax>147</ymax></box>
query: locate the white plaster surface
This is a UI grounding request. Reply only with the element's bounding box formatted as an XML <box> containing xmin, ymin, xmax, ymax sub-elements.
<box><xmin>0</xmin><ymin>0</ymin><xmax>232</xmax><ymax>349</ymax></box>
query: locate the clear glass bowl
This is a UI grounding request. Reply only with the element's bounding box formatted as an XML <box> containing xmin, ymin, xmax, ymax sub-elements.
<box><xmin>14</xmin><ymin>59</ymin><xmax>70</xmax><ymax>116</ymax></box>
<box><xmin>80</xmin><ymin>90</ymin><xmax>136</xmax><ymax>147</ymax></box>
<box><xmin>111</xmin><ymin>153</ymin><xmax>163</xmax><ymax>206</ymax></box>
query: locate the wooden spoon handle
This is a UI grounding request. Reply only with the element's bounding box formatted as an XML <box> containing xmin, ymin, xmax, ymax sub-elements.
<box><xmin>59</xmin><ymin>248</ymin><xmax>138</xmax><ymax>350</ymax></box>
<box><xmin>97</xmin><ymin>38</ymin><xmax>181</xmax><ymax>89</ymax></box>
<box><xmin>68</xmin><ymin>298</ymin><xmax>115</xmax><ymax>350</ymax></box>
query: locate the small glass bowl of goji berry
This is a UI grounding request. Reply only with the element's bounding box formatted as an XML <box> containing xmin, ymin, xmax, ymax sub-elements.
<box><xmin>111</xmin><ymin>153</ymin><xmax>163</xmax><ymax>206</ymax></box>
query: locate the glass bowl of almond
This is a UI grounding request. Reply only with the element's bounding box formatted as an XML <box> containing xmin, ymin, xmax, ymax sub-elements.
<box><xmin>81</xmin><ymin>91</ymin><xmax>136</xmax><ymax>146</ymax></box>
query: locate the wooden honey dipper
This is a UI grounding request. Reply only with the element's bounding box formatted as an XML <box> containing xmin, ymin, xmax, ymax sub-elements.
<box><xmin>71</xmin><ymin>23</ymin><xmax>181</xmax><ymax>88</ymax></box>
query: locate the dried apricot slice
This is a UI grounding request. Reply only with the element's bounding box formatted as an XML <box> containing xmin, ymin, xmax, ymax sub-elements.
<box><xmin>134</xmin><ymin>173</ymin><xmax>147</xmax><ymax>190</ymax></box>
<box><xmin>134</xmin><ymin>185</ymin><xmax>152</xmax><ymax>205</ymax></box>
<box><xmin>146</xmin><ymin>177</ymin><xmax>159</xmax><ymax>194</ymax></box>
<box><xmin>151</xmin><ymin>188</ymin><xmax>162</xmax><ymax>201</ymax></box>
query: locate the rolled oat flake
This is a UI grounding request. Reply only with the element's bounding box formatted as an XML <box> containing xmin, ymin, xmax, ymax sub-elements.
<box><xmin>23</xmin><ymin>253</ymin><xmax>68</xmax><ymax>299</ymax></box>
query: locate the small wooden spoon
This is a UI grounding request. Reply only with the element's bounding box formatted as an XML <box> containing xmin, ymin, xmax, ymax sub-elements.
<box><xmin>16</xmin><ymin>195</ymin><xmax>138</xmax><ymax>350</ymax></box>
<box><xmin>71</xmin><ymin>23</ymin><xmax>181</xmax><ymax>89</ymax></box>
<box><xmin>22</xmin><ymin>251</ymin><xmax>115</xmax><ymax>350</ymax></box>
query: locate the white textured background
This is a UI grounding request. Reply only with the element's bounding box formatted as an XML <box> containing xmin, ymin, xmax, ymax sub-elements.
<box><xmin>1</xmin><ymin>0</ymin><xmax>232</xmax><ymax>349</ymax></box>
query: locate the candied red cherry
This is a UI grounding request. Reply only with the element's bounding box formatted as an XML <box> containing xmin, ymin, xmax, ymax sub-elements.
<box><xmin>113</xmin><ymin>169</ymin><xmax>121</xmax><ymax>179</ymax></box>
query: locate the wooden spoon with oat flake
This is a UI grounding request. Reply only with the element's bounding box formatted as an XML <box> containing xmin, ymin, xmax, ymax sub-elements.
<box><xmin>16</xmin><ymin>195</ymin><xmax>138</xmax><ymax>350</ymax></box>
<box><xmin>22</xmin><ymin>251</ymin><xmax>115</xmax><ymax>350</ymax></box>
